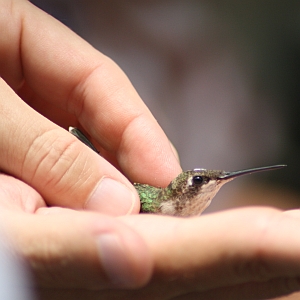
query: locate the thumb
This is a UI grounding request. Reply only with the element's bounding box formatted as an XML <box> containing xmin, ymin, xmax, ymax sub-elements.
<box><xmin>0</xmin><ymin>78</ymin><xmax>139</xmax><ymax>216</ymax></box>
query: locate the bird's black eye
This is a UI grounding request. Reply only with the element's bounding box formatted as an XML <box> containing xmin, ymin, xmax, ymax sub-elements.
<box><xmin>193</xmin><ymin>175</ymin><xmax>203</xmax><ymax>185</ymax></box>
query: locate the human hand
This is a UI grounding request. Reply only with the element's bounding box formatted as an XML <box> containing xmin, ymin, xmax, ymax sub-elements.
<box><xmin>3</xmin><ymin>2</ymin><xmax>300</xmax><ymax>300</ymax></box>
<box><xmin>0</xmin><ymin>0</ymin><xmax>181</xmax><ymax>216</ymax></box>
<box><xmin>0</xmin><ymin>173</ymin><xmax>152</xmax><ymax>291</ymax></box>
<box><xmin>2</xmin><ymin>173</ymin><xmax>300</xmax><ymax>300</ymax></box>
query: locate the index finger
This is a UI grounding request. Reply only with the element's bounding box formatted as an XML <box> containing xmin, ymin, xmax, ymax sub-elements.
<box><xmin>121</xmin><ymin>208</ymin><xmax>300</xmax><ymax>299</ymax></box>
<box><xmin>1</xmin><ymin>0</ymin><xmax>181</xmax><ymax>186</ymax></box>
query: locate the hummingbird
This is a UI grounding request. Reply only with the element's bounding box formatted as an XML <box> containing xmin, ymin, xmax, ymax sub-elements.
<box><xmin>69</xmin><ymin>127</ymin><xmax>286</xmax><ymax>217</ymax></box>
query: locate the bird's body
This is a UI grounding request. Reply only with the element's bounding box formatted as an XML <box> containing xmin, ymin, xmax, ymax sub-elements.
<box><xmin>135</xmin><ymin>169</ymin><xmax>229</xmax><ymax>216</ymax></box>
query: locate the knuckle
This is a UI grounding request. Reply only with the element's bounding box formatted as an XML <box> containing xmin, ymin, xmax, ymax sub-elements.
<box><xmin>23</xmin><ymin>129</ymin><xmax>90</xmax><ymax>205</ymax></box>
<box><xmin>233</xmin><ymin>254</ymin><xmax>272</xmax><ymax>281</ymax></box>
<box><xmin>232</xmin><ymin>211</ymin><xmax>281</xmax><ymax>281</ymax></box>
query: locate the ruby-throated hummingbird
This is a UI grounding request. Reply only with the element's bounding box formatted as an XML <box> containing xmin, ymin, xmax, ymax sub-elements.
<box><xmin>69</xmin><ymin>127</ymin><xmax>286</xmax><ymax>217</ymax></box>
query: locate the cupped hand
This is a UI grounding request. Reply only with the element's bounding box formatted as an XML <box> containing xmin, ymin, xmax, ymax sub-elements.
<box><xmin>0</xmin><ymin>0</ymin><xmax>181</xmax><ymax>216</ymax></box>
<box><xmin>0</xmin><ymin>173</ymin><xmax>153</xmax><ymax>290</ymax></box>
<box><xmin>2</xmin><ymin>173</ymin><xmax>300</xmax><ymax>300</ymax></box>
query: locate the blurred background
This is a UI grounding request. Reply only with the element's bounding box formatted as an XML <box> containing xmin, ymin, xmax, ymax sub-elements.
<box><xmin>0</xmin><ymin>231</ymin><xmax>33</xmax><ymax>300</ymax></box>
<box><xmin>31</xmin><ymin>0</ymin><xmax>300</xmax><ymax>213</ymax></box>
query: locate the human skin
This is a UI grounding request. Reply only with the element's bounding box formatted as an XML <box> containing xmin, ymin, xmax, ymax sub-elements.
<box><xmin>1</xmin><ymin>1</ymin><xmax>300</xmax><ymax>299</ymax></box>
<box><xmin>2</xmin><ymin>175</ymin><xmax>300</xmax><ymax>300</ymax></box>
<box><xmin>0</xmin><ymin>0</ymin><xmax>179</xmax><ymax>291</ymax></box>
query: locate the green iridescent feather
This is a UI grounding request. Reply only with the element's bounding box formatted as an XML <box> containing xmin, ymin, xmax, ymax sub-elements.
<box><xmin>134</xmin><ymin>183</ymin><xmax>163</xmax><ymax>213</ymax></box>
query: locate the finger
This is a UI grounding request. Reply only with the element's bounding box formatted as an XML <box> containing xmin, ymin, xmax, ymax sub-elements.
<box><xmin>0</xmin><ymin>174</ymin><xmax>151</xmax><ymax>291</ymax></box>
<box><xmin>0</xmin><ymin>0</ymin><xmax>181</xmax><ymax>186</ymax></box>
<box><xmin>120</xmin><ymin>208</ymin><xmax>300</xmax><ymax>298</ymax></box>
<box><xmin>0</xmin><ymin>79</ymin><xmax>139</xmax><ymax>215</ymax></box>
<box><xmin>39</xmin><ymin>276</ymin><xmax>298</xmax><ymax>300</ymax></box>
<box><xmin>0</xmin><ymin>173</ymin><xmax>45</xmax><ymax>213</ymax></box>
<box><xmin>284</xmin><ymin>209</ymin><xmax>300</xmax><ymax>219</ymax></box>
<box><xmin>171</xmin><ymin>277</ymin><xmax>300</xmax><ymax>300</ymax></box>
<box><xmin>0</xmin><ymin>209</ymin><xmax>152</xmax><ymax>290</ymax></box>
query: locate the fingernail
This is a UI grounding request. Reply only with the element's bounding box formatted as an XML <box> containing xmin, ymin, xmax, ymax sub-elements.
<box><xmin>85</xmin><ymin>178</ymin><xmax>136</xmax><ymax>216</ymax></box>
<box><xmin>97</xmin><ymin>233</ymin><xmax>133</xmax><ymax>287</ymax></box>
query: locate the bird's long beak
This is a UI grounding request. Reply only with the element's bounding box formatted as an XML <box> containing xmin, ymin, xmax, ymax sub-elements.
<box><xmin>218</xmin><ymin>164</ymin><xmax>286</xmax><ymax>180</ymax></box>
